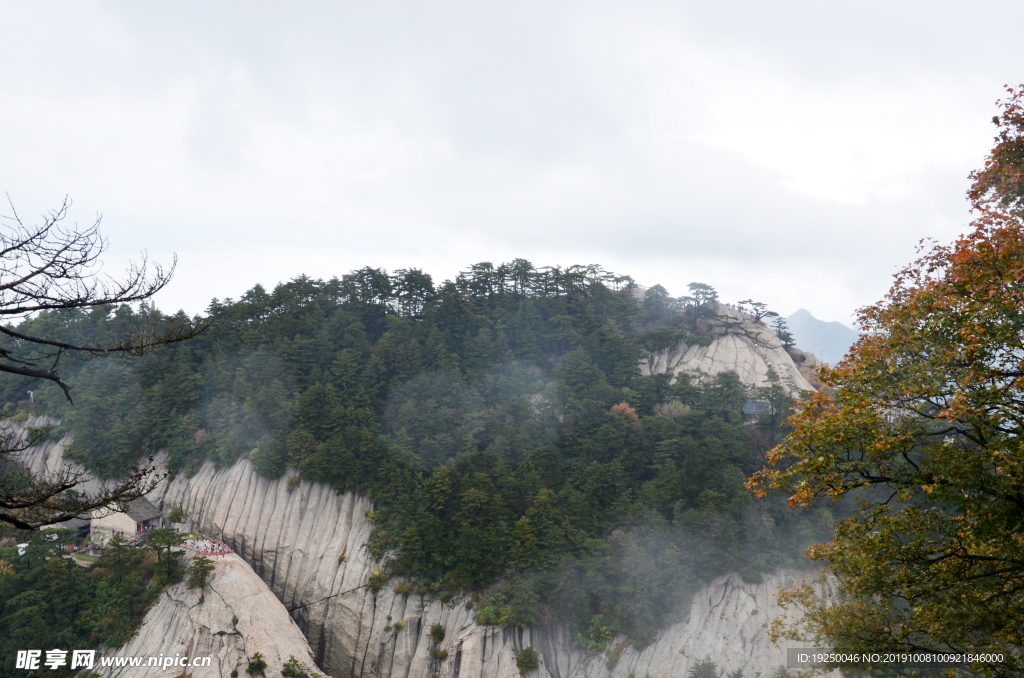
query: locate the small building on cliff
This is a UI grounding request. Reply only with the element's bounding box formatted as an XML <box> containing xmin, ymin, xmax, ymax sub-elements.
<box><xmin>90</xmin><ymin>496</ymin><xmax>164</xmax><ymax>543</ymax></box>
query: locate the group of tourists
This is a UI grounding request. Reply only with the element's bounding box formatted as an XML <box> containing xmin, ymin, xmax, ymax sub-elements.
<box><xmin>181</xmin><ymin>535</ymin><xmax>233</xmax><ymax>556</ymax></box>
<box><xmin>724</xmin><ymin>302</ymin><xmax>765</xmax><ymax>325</ymax></box>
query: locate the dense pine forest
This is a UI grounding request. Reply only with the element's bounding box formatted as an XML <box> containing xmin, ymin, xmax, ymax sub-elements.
<box><xmin>2</xmin><ymin>261</ymin><xmax>831</xmax><ymax>648</ymax></box>
<box><xmin>0</xmin><ymin>530</ymin><xmax>179</xmax><ymax>677</ymax></box>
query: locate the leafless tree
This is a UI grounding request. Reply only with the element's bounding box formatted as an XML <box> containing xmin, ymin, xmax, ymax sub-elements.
<box><xmin>0</xmin><ymin>196</ymin><xmax>206</xmax><ymax>530</ymax></box>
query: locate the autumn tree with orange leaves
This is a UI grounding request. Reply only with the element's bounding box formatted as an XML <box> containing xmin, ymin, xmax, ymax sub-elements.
<box><xmin>748</xmin><ymin>86</ymin><xmax>1024</xmax><ymax>676</ymax></box>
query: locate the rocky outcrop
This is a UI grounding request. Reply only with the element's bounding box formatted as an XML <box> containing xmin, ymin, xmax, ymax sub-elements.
<box><xmin>642</xmin><ymin>305</ymin><xmax>816</xmax><ymax>395</ymax></box>
<box><xmin>150</xmin><ymin>457</ymin><xmax>832</xmax><ymax>678</ymax></box>
<box><xmin>97</xmin><ymin>552</ymin><xmax>329</xmax><ymax>678</ymax></box>
<box><xmin>784</xmin><ymin>347</ymin><xmax>824</xmax><ymax>391</ymax></box>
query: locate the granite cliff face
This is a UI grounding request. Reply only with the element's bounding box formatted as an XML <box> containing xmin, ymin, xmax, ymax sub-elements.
<box><xmin>641</xmin><ymin>305</ymin><xmax>816</xmax><ymax>395</ymax></box>
<box><xmin>10</xmin><ymin>417</ymin><xmax>105</xmax><ymax>495</ymax></box>
<box><xmin>149</xmin><ymin>457</ymin><xmax>832</xmax><ymax>678</ymax></box>
<box><xmin>97</xmin><ymin>553</ymin><xmax>328</xmax><ymax>678</ymax></box>
<box><xmin>12</xmin><ymin>411</ymin><xmax>833</xmax><ymax>678</ymax></box>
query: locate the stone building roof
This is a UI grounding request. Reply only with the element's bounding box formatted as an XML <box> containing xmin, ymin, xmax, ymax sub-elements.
<box><xmin>56</xmin><ymin>516</ymin><xmax>91</xmax><ymax>529</ymax></box>
<box><xmin>124</xmin><ymin>497</ymin><xmax>162</xmax><ymax>523</ymax></box>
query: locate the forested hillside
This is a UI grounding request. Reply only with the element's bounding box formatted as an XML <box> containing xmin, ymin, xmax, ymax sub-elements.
<box><xmin>0</xmin><ymin>530</ymin><xmax>181</xmax><ymax>677</ymax></box>
<box><xmin>3</xmin><ymin>261</ymin><xmax>831</xmax><ymax>647</ymax></box>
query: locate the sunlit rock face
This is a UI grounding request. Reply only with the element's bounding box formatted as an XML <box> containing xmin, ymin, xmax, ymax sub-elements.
<box><xmin>151</xmin><ymin>458</ymin><xmax>832</xmax><ymax>678</ymax></box>
<box><xmin>642</xmin><ymin>305</ymin><xmax>817</xmax><ymax>395</ymax></box>
<box><xmin>95</xmin><ymin>552</ymin><xmax>327</xmax><ymax>678</ymax></box>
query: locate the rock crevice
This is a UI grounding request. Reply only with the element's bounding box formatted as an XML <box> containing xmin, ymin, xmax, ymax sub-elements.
<box><xmin>151</xmin><ymin>457</ymin><xmax>832</xmax><ymax>678</ymax></box>
<box><xmin>96</xmin><ymin>553</ymin><xmax>328</xmax><ymax>678</ymax></box>
<box><xmin>12</xmin><ymin>418</ymin><xmax>834</xmax><ymax>678</ymax></box>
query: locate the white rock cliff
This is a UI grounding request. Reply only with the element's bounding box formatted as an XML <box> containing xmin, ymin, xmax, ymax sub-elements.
<box><xmin>96</xmin><ymin>552</ymin><xmax>329</xmax><ymax>678</ymax></box>
<box><xmin>148</xmin><ymin>457</ymin><xmax>832</xmax><ymax>678</ymax></box>
<box><xmin>641</xmin><ymin>305</ymin><xmax>816</xmax><ymax>395</ymax></box>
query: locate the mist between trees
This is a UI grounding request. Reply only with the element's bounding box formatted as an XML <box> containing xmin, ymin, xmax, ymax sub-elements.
<box><xmin>1</xmin><ymin>262</ymin><xmax>834</xmax><ymax>649</ymax></box>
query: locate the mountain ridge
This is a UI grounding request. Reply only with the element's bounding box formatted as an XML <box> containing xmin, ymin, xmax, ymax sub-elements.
<box><xmin>785</xmin><ymin>308</ymin><xmax>860</xmax><ymax>366</ymax></box>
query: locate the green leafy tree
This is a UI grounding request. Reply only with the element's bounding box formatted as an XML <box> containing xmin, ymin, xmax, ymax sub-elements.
<box><xmin>737</xmin><ymin>299</ymin><xmax>778</xmax><ymax>324</ymax></box>
<box><xmin>246</xmin><ymin>652</ymin><xmax>267</xmax><ymax>676</ymax></box>
<box><xmin>680</xmin><ymin>282</ymin><xmax>720</xmax><ymax>330</ymax></box>
<box><xmin>749</xmin><ymin>87</ymin><xmax>1024</xmax><ymax>675</ymax></box>
<box><xmin>186</xmin><ymin>555</ymin><xmax>215</xmax><ymax>590</ymax></box>
<box><xmin>516</xmin><ymin>646</ymin><xmax>540</xmax><ymax>675</ymax></box>
<box><xmin>0</xmin><ymin>528</ymin><xmax>174</xmax><ymax>674</ymax></box>
<box><xmin>430</xmin><ymin>623</ymin><xmax>445</xmax><ymax>644</ymax></box>
<box><xmin>688</xmin><ymin>656</ymin><xmax>719</xmax><ymax>678</ymax></box>
<box><xmin>147</xmin><ymin>527</ymin><xmax>181</xmax><ymax>580</ymax></box>
<box><xmin>688</xmin><ymin>283</ymin><xmax>718</xmax><ymax>308</ymax></box>
<box><xmin>281</xmin><ymin>655</ymin><xmax>314</xmax><ymax>678</ymax></box>
<box><xmin>752</xmin><ymin>369</ymin><xmax>794</xmax><ymax>445</ymax></box>
<box><xmin>771</xmin><ymin>317</ymin><xmax>793</xmax><ymax>346</ymax></box>
<box><xmin>576</xmin><ymin>613</ymin><xmax>616</xmax><ymax>653</ymax></box>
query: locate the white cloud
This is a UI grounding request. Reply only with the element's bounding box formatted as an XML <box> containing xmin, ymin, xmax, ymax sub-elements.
<box><xmin>1</xmin><ymin>0</ymin><xmax>1020</xmax><ymax>325</ymax></box>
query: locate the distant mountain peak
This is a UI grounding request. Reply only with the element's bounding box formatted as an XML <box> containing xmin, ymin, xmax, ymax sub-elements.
<box><xmin>788</xmin><ymin>308</ymin><xmax>853</xmax><ymax>328</ymax></box>
<box><xmin>784</xmin><ymin>309</ymin><xmax>859</xmax><ymax>366</ymax></box>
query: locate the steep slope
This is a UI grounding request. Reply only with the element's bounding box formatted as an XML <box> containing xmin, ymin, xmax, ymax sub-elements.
<box><xmin>11</xmin><ymin>418</ymin><xmax>833</xmax><ymax>678</ymax></box>
<box><xmin>97</xmin><ymin>552</ymin><xmax>328</xmax><ymax>678</ymax></box>
<box><xmin>8</xmin><ymin>434</ymin><xmax>330</xmax><ymax>678</ymax></box>
<box><xmin>642</xmin><ymin>305</ymin><xmax>816</xmax><ymax>394</ymax></box>
<box><xmin>151</xmin><ymin>456</ymin><xmax>832</xmax><ymax>678</ymax></box>
<box><xmin>10</xmin><ymin>417</ymin><xmax>106</xmax><ymax>496</ymax></box>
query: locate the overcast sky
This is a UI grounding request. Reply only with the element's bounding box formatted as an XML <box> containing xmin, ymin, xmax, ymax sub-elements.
<box><xmin>2</xmin><ymin>1</ymin><xmax>1021</xmax><ymax>325</ymax></box>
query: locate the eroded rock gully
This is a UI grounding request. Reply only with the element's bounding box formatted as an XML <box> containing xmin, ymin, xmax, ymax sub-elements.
<box><xmin>150</xmin><ymin>459</ymin><xmax>832</xmax><ymax>678</ymax></box>
<box><xmin>96</xmin><ymin>553</ymin><xmax>326</xmax><ymax>678</ymax></box>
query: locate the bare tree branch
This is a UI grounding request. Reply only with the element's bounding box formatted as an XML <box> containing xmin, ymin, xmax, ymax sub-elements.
<box><xmin>0</xmin><ymin>196</ymin><xmax>205</xmax><ymax>529</ymax></box>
